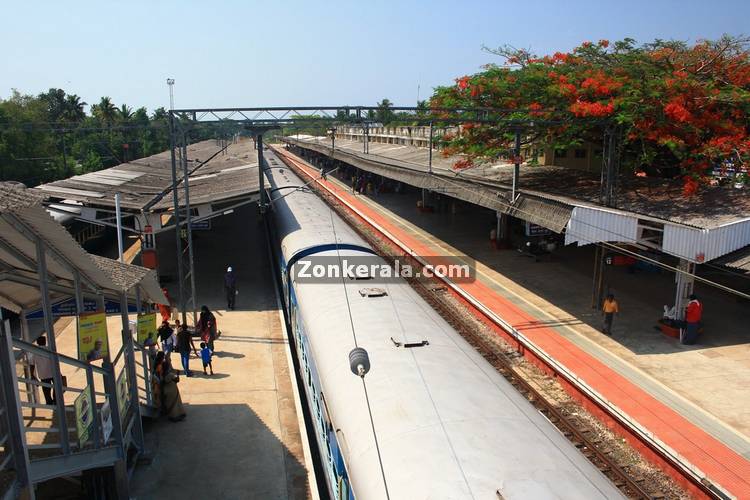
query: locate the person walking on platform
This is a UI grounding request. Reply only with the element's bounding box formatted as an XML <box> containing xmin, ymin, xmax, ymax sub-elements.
<box><xmin>29</xmin><ymin>335</ymin><xmax>55</xmax><ymax>405</ymax></box>
<box><xmin>176</xmin><ymin>323</ymin><xmax>198</xmax><ymax>377</ymax></box>
<box><xmin>682</xmin><ymin>294</ymin><xmax>703</xmax><ymax>345</ymax></box>
<box><xmin>158</xmin><ymin>320</ymin><xmax>175</xmax><ymax>355</ymax></box>
<box><xmin>199</xmin><ymin>305</ymin><xmax>218</xmax><ymax>352</ymax></box>
<box><xmin>602</xmin><ymin>293</ymin><xmax>619</xmax><ymax>335</ymax></box>
<box><xmin>224</xmin><ymin>266</ymin><xmax>237</xmax><ymax>310</ymax></box>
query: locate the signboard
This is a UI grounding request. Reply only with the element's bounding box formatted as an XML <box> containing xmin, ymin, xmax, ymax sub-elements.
<box><xmin>26</xmin><ymin>297</ymin><xmax>137</xmax><ymax>320</ymax></box>
<box><xmin>101</xmin><ymin>397</ymin><xmax>113</xmax><ymax>443</ymax></box>
<box><xmin>525</xmin><ymin>221</ymin><xmax>552</xmax><ymax>237</ymax></box>
<box><xmin>74</xmin><ymin>386</ymin><xmax>94</xmax><ymax>447</ymax></box>
<box><xmin>77</xmin><ymin>312</ymin><xmax>109</xmax><ymax>362</ymax></box>
<box><xmin>191</xmin><ymin>219</ymin><xmax>211</xmax><ymax>230</ymax></box>
<box><xmin>116</xmin><ymin>369</ymin><xmax>129</xmax><ymax>421</ymax></box>
<box><xmin>137</xmin><ymin>313</ymin><xmax>157</xmax><ymax>344</ymax></box>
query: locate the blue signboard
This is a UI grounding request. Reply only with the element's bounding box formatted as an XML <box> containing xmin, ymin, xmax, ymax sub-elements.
<box><xmin>191</xmin><ymin>219</ymin><xmax>211</xmax><ymax>230</ymax></box>
<box><xmin>25</xmin><ymin>297</ymin><xmax>137</xmax><ymax>320</ymax></box>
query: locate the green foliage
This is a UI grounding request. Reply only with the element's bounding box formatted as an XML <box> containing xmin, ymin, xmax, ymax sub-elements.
<box><xmin>0</xmin><ymin>88</ymin><xmax>224</xmax><ymax>186</ymax></box>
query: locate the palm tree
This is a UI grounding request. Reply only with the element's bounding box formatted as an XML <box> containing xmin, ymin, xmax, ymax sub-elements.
<box><xmin>92</xmin><ymin>96</ymin><xmax>116</xmax><ymax>126</ymax></box>
<box><xmin>116</xmin><ymin>104</ymin><xmax>133</xmax><ymax>123</ymax></box>
<box><xmin>62</xmin><ymin>94</ymin><xmax>87</xmax><ymax>122</ymax></box>
<box><xmin>376</xmin><ymin>98</ymin><xmax>395</xmax><ymax>125</ymax></box>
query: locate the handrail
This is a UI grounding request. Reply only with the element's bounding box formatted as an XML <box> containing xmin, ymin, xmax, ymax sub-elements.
<box><xmin>11</xmin><ymin>338</ymin><xmax>109</xmax><ymax>376</ymax></box>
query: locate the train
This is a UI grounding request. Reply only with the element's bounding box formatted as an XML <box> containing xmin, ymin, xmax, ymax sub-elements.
<box><xmin>264</xmin><ymin>147</ymin><xmax>623</xmax><ymax>500</ymax></box>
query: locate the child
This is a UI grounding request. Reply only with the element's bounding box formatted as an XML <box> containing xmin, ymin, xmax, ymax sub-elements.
<box><xmin>200</xmin><ymin>342</ymin><xmax>213</xmax><ymax>375</ymax></box>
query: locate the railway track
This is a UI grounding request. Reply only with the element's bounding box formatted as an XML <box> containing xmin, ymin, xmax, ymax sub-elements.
<box><xmin>271</xmin><ymin>145</ymin><xmax>724</xmax><ymax>499</ymax></box>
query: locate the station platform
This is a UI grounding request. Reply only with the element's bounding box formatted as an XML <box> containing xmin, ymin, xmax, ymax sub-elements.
<box><xmin>279</xmin><ymin>147</ymin><xmax>750</xmax><ymax>498</ymax></box>
<box><xmin>129</xmin><ymin>205</ymin><xmax>314</xmax><ymax>500</ymax></box>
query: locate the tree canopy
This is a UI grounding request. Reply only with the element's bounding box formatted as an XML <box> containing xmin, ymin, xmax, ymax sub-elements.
<box><xmin>0</xmin><ymin>88</ymin><xmax>220</xmax><ymax>186</ymax></box>
<box><xmin>429</xmin><ymin>35</ymin><xmax>750</xmax><ymax>195</ymax></box>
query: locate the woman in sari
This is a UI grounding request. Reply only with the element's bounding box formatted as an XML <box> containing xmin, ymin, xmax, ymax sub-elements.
<box><xmin>152</xmin><ymin>352</ymin><xmax>186</xmax><ymax>422</ymax></box>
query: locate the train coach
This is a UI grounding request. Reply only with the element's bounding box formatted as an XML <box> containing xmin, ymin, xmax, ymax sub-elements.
<box><xmin>264</xmin><ymin>149</ymin><xmax>623</xmax><ymax>500</ymax></box>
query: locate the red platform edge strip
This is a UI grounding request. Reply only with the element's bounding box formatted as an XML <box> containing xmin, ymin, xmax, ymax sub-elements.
<box><xmin>272</xmin><ymin>145</ymin><xmax>750</xmax><ymax>500</ymax></box>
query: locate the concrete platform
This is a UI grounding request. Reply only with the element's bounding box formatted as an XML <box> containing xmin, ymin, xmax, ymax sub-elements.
<box><xmin>281</xmin><ymin>148</ymin><xmax>750</xmax><ymax>498</ymax></box>
<box><xmin>129</xmin><ymin>206</ymin><xmax>313</xmax><ymax>500</ymax></box>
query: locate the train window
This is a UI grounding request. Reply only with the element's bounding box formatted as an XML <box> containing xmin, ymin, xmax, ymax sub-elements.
<box><xmin>358</xmin><ymin>287</ymin><xmax>387</xmax><ymax>297</ymax></box>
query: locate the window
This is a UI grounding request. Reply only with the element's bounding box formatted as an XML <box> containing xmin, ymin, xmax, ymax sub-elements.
<box><xmin>574</xmin><ymin>149</ymin><xmax>587</xmax><ymax>159</ymax></box>
<box><xmin>554</xmin><ymin>149</ymin><xmax>567</xmax><ymax>158</ymax></box>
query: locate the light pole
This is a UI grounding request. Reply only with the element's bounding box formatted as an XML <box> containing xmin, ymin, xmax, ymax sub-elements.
<box><xmin>166</xmin><ymin>78</ymin><xmax>175</xmax><ymax>111</ymax></box>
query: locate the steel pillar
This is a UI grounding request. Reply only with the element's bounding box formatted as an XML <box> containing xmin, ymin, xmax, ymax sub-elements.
<box><xmin>428</xmin><ymin>122</ymin><xmax>434</xmax><ymax>174</ymax></box>
<box><xmin>0</xmin><ymin>321</ymin><xmax>34</xmax><ymax>499</ymax></box>
<box><xmin>168</xmin><ymin>113</ymin><xmax>186</xmax><ymax>326</ymax></box>
<box><xmin>257</xmin><ymin>134</ymin><xmax>266</xmax><ymax>214</ymax></box>
<box><xmin>181</xmin><ymin>133</ymin><xmax>197</xmax><ymax>325</ymax></box>
<box><xmin>119</xmin><ymin>293</ymin><xmax>144</xmax><ymax>452</ymax></box>
<box><xmin>511</xmin><ymin>129</ymin><xmax>521</xmax><ymax>201</ymax></box>
<box><xmin>34</xmin><ymin>238</ymin><xmax>70</xmax><ymax>454</ymax></box>
<box><xmin>674</xmin><ymin>259</ymin><xmax>696</xmax><ymax>320</ymax></box>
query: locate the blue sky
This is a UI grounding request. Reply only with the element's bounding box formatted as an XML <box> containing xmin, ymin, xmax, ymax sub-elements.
<box><xmin>2</xmin><ymin>0</ymin><xmax>748</xmax><ymax>113</ymax></box>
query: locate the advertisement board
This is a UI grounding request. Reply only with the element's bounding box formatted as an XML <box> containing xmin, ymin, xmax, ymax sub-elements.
<box><xmin>77</xmin><ymin>312</ymin><xmax>109</xmax><ymax>362</ymax></box>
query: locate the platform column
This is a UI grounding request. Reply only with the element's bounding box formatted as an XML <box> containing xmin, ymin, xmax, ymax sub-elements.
<box><xmin>674</xmin><ymin>258</ymin><xmax>696</xmax><ymax>320</ymax></box>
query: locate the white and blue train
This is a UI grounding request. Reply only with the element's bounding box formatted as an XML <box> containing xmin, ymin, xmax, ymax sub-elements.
<box><xmin>265</xmin><ymin>149</ymin><xmax>623</xmax><ymax>500</ymax></box>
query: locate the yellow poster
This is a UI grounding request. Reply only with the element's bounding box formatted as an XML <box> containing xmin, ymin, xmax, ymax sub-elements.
<box><xmin>137</xmin><ymin>313</ymin><xmax>157</xmax><ymax>345</ymax></box>
<box><xmin>78</xmin><ymin>311</ymin><xmax>109</xmax><ymax>362</ymax></box>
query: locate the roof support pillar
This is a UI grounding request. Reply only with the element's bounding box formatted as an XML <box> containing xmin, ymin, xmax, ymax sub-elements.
<box><xmin>73</xmin><ymin>270</ymin><xmax>84</xmax><ymax>315</ymax></box>
<box><xmin>119</xmin><ymin>292</ymin><xmax>144</xmax><ymax>452</ymax></box>
<box><xmin>674</xmin><ymin>259</ymin><xmax>696</xmax><ymax>321</ymax></box>
<box><xmin>168</xmin><ymin>112</ymin><xmax>186</xmax><ymax>329</ymax></box>
<box><xmin>0</xmin><ymin>320</ymin><xmax>34</xmax><ymax>499</ymax></box>
<box><xmin>34</xmin><ymin>237</ymin><xmax>70</xmax><ymax>454</ymax></box>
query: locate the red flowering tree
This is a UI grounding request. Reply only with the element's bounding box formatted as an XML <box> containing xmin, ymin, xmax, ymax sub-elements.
<box><xmin>430</xmin><ymin>36</ymin><xmax>750</xmax><ymax>195</ymax></box>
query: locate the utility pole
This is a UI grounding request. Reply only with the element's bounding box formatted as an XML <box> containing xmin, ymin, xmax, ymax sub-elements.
<box><xmin>428</xmin><ymin>121</ymin><xmax>434</xmax><ymax>175</ymax></box>
<box><xmin>511</xmin><ymin>129</ymin><xmax>521</xmax><ymax>201</ymax></box>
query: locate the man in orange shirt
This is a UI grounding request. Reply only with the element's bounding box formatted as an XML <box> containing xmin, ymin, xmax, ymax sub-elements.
<box><xmin>602</xmin><ymin>293</ymin><xmax>619</xmax><ymax>335</ymax></box>
<box><xmin>683</xmin><ymin>294</ymin><xmax>703</xmax><ymax>345</ymax></box>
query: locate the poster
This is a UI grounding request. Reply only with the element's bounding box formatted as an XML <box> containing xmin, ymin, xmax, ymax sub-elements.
<box><xmin>74</xmin><ymin>386</ymin><xmax>93</xmax><ymax>447</ymax></box>
<box><xmin>77</xmin><ymin>311</ymin><xmax>109</xmax><ymax>362</ymax></box>
<box><xmin>116</xmin><ymin>369</ymin><xmax>129</xmax><ymax>421</ymax></box>
<box><xmin>101</xmin><ymin>397</ymin><xmax>113</xmax><ymax>443</ymax></box>
<box><xmin>137</xmin><ymin>313</ymin><xmax>157</xmax><ymax>345</ymax></box>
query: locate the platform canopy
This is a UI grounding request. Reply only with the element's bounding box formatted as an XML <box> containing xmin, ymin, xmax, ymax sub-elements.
<box><xmin>0</xmin><ymin>182</ymin><xmax>167</xmax><ymax>314</ymax></box>
<box><xmin>33</xmin><ymin>138</ymin><xmax>261</xmax><ymax>233</ymax></box>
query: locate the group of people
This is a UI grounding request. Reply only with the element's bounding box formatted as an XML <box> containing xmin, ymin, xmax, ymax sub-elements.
<box><xmin>602</xmin><ymin>292</ymin><xmax>704</xmax><ymax>345</ymax></box>
<box><xmin>145</xmin><ymin>305</ymin><xmax>219</xmax><ymax>423</ymax></box>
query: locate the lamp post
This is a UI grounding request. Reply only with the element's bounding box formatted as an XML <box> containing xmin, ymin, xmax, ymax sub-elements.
<box><xmin>166</xmin><ymin>78</ymin><xmax>175</xmax><ymax>111</ymax></box>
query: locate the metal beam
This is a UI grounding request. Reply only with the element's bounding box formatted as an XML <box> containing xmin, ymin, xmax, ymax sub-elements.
<box><xmin>169</xmin><ymin>112</ymin><xmax>186</xmax><ymax>326</ymax></box>
<box><xmin>0</xmin><ymin>321</ymin><xmax>33</xmax><ymax>499</ymax></box>
<box><xmin>28</xmin><ymin>446</ymin><xmax>122</xmax><ymax>484</ymax></box>
<box><xmin>33</xmin><ymin>238</ymin><xmax>70</xmax><ymax>454</ymax></box>
<box><xmin>0</xmin><ymin>236</ymin><xmax>36</xmax><ymax>270</ymax></box>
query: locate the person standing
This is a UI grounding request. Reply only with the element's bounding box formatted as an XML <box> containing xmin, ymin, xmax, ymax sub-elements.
<box><xmin>683</xmin><ymin>294</ymin><xmax>703</xmax><ymax>345</ymax></box>
<box><xmin>198</xmin><ymin>305</ymin><xmax>217</xmax><ymax>352</ymax></box>
<box><xmin>158</xmin><ymin>320</ymin><xmax>174</xmax><ymax>355</ymax></box>
<box><xmin>176</xmin><ymin>323</ymin><xmax>198</xmax><ymax>377</ymax></box>
<box><xmin>224</xmin><ymin>266</ymin><xmax>237</xmax><ymax>310</ymax></box>
<box><xmin>602</xmin><ymin>293</ymin><xmax>619</xmax><ymax>335</ymax></box>
<box><xmin>200</xmin><ymin>342</ymin><xmax>214</xmax><ymax>375</ymax></box>
<box><xmin>29</xmin><ymin>335</ymin><xmax>55</xmax><ymax>405</ymax></box>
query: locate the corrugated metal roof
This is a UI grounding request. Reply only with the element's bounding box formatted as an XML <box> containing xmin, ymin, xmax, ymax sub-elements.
<box><xmin>0</xmin><ymin>182</ymin><xmax>167</xmax><ymax>311</ymax></box>
<box><xmin>34</xmin><ymin>138</ymin><xmax>261</xmax><ymax>212</ymax></box>
<box><xmin>712</xmin><ymin>245</ymin><xmax>750</xmax><ymax>271</ymax></box>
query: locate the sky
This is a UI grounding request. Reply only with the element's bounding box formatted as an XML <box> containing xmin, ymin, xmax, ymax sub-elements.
<box><xmin>2</xmin><ymin>0</ymin><xmax>748</xmax><ymax>113</ymax></box>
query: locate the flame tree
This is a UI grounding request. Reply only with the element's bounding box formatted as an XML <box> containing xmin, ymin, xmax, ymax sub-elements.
<box><xmin>430</xmin><ymin>36</ymin><xmax>750</xmax><ymax>195</ymax></box>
